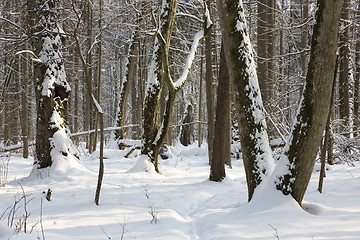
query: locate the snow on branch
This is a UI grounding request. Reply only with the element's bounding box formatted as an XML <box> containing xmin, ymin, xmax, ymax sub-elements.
<box><xmin>172</xmin><ymin>2</ymin><xmax>212</xmax><ymax>91</ymax></box>
<box><xmin>173</xmin><ymin>29</ymin><xmax>204</xmax><ymax>90</ymax></box>
<box><xmin>91</xmin><ymin>94</ymin><xmax>104</xmax><ymax>114</ymax></box>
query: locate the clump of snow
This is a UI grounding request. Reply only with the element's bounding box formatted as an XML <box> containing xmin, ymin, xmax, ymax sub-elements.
<box><xmin>48</xmin><ymin>110</ymin><xmax>89</xmax><ymax>176</ymax></box>
<box><xmin>39</xmin><ymin>30</ymin><xmax>70</xmax><ymax>97</ymax></box>
<box><xmin>127</xmin><ymin>155</ymin><xmax>158</xmax><ymax>176</ymax></box>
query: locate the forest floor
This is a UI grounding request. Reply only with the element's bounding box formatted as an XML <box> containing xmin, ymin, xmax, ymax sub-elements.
<box><xmin>0</xmin><ymin>142</ymin><xmax>359</xmax><ymax>240</ymax></box>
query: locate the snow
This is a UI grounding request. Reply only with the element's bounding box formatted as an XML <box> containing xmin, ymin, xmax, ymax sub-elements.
<box><xmin>173</xmin><ymin>30</ymin><xmax>204</xmax><ymax>90</ymax></box>
<box><xmin>234</xmin><ymin>1</ymin><xmax>275</xmax><ymax>178</ymax></box>
<box><xmin>39</xmin><ymin>33</ymin><xmax>70</xmax><ymax>97</ymax></box>
<box><xmin>91</xmin><ymin>94</ymin><xmax>103</xmax><ymax>114</ymax></box>
<box><xmin>38</xmin><ymin>3</ymin><xmax>71</xmax><ymax>98</ymax></box>
<box><xmin>1</xmin><ymin>143</ymin><xmax>359</xmax><ymax>240</ymax></box>
<box><xmin>145</xmin><ymin>40</ymin><xmax>160</xmax><ymax>92</ymax></box>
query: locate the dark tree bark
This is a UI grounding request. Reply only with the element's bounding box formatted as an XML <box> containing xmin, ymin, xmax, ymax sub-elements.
<box><xmin>276</xmin><ymin>0</ymin><xmax>343</xmax><ymax>204</ymax></box>
<box><xmin>28</xmin><ymin>0</ymin><xmax>73</xmax><ymax>168</ymax></box>
<box><xmin>205</xmin><ymin>0</ymin><xmax>215</xmax><ymax>164</ymax></box>
<box><xmin>115</xmin><ymin>20</ymin><xmax>140</xmax><ymax>143</ymax></box>
<box><xmin>141</xmin><ymin>0</ymin><xmax>177</xmax><ymax>172</ymax></box>
<box><xmin>180</xmin><ymin>103</ymin><xmax>194</xmax><ymax>146</ymax></box>
<box><xmin>318</xmin><ymin>56</ymin><xmax>338</xmax><ymax>193</ymax></box>
<box><xmin>216</xmin><ymin>0</ymin><xmax>274</xmax><ymax>201</ymax></box>
<box><xmin>210</xmin><ymin>42</ymin><xmax>231</xmax><ymax>181</ymax></box>
<box><xmin>84</xmin><ymin>1</ymin><xmax>95</xmax><ymax>152</ymax></box>
<box><xmin>21</xmin><ymin>43</ymin><xmax>30</xmax><ymax>158</ymax></box>
<box><xmin>354</xmin><ymin>6</ymin><xmax>360</xmax><ymax>137</ymax></box>
<box><xmin>142</xmin><ymin>0</ymin><xmax>211</xmax><ymax>172</ymax></box>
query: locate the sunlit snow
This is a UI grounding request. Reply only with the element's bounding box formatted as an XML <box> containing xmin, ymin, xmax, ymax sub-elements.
<box><xmin>0</xmin><ymin>143</ymin><xmax>359</xmax><ymax>240</ymax></box>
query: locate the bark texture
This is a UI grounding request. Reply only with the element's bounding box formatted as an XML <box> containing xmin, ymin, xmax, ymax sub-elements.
<box><xmin>276</xmin><ymin>0</ymin><xmax>344</xmax><ymax>204</ymax></box>
<box><xmin>141</xmin><ymin>0</ymin><xmax>177</xmax><ymax>171</ymax></box>
<box><xmin>338</xmin><ymin>0</ymin><xmax>351</xmax><ymax>134</ymax></box>
<box><xmin>115</xmin><ymin>25</ymin><xmax>140</xmax><ymax>142</ymax></box>
<box><xmin>180</xmin><ymin>104</ymin><xmax>194</xmax><ymax>146</ymax></box>
<box><xmin>29</xmin><ymin>0</ymin><xmax>72</xmax><ymax>168</ymax></box>
<box><xmin>216</xmin><ymin>0</ymin><xmax>274</xmax><ymax>201</ymax></box>
<box><xmin>210</xmin><ymin>42</ymin><xmax>231</xmax><ymax>181</ymax></box>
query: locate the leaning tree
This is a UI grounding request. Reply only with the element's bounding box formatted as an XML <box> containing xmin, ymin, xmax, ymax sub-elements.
<box><xmin>216</xmin><ymin>0</ymin><xmax>343</xmax><ymax>204</ymax></box>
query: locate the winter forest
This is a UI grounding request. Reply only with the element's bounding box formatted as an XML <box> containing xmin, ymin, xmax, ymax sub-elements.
<box><xmin>0</xmin><ymin>0</ymin><xmax>359</xmax><ymax>239</ymax></box>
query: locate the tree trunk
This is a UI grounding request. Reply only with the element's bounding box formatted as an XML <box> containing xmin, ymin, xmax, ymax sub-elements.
<box><xmin>216</xmin><ymin>0</ymin><xmax>274</xmax><ymax>201</ymax></box>
<box><xmin>210</xmin><ymin>42</ymin><xmax>231</xmax><ymax>181</ymax></box>
<box><xmin>29</xmin><ymin>0</ymin><xmax>74</xmax><ymax>169</ymax></box>
<box><xmin>86</xmin><ymin>2</ymin><xmax>94</xmax><ymax>152</ymax></box>
<box><xmin>141</xmin><ymin>0</ymin><xmax>177</xmax><ymax>160</ymax></box>
<box><xmin>276</xmin><ymin>0</ymin><xmax>343</xmax><ymax>204</ymax></box>
<box><xmin>266</xmin><ymin>0</ymin><xmax>275</xmax><ymax>103</ymax></box>
<box><xmin>205</xmin><ymin>0</ymin><xmax>215</xmax><ymax>164</ymax></box>
<box><xmin>142</xmin><ymin>0</ymin><xmax>210</xmax><ymax>172</ymax></box>
<box><xmin>318</xmin><ymin>57</ymin><xmax>338</xmax><ymax>193</ymax></box>
<box><xmin>354</xmin><ymin>9</ymin><xmax>360</xmax><ymax>136</ymax></box>
<box><xmin>180</xmin><ymin>103</ymin><xmax>194</xmax><ymax>146</ymax></box>
<box><xmin>338</xmin><ymin>0</ymin><xmax>351</xmax><ymax>135</ymax></box>
<box><xmin>198</xmin><ymin>47</ymin><xmax>204</xmax><ymax>148</ymax></box>
<box><xmin>115</xmin><ymin>26</ymin><xmax>140</xmax><ymax>143</ymax></box>
<box><xmin>95</xmin><ymin>112</ymin><xmax>104</xmax><ymax>205</ymax></box>
<box><xmin>257</xmin><ymin>0</ymin><xmax>268</xmax><ymax>103</ymax></box>
<box><xmin>21</xmin><ymin>43</ymin><xmax>30</xmax><ymax>158</ymax></box>
<box><xmin>92</xmin><ymin>0</ymin><xmax>104</xmax><ymax>152</ymax></box>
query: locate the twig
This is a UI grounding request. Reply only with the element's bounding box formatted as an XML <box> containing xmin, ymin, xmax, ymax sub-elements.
<box><xmin>268</xmin><ymin>223</ymin><xmax>280</xmax><ymax>240</ymax></box>
<box><xmin>148</xmin><ymin>205</ymin><xmax>159</xmax><ymax>224</ymax></box>
<box><xmin>99</xmin><ymin>225</ymin><xmax>111</xmax><ymax>239</ymax></box>
<box><xmin>40</xmin><ymin>199</ymin><xmax>46</xmax><ymax>240</ymax></box>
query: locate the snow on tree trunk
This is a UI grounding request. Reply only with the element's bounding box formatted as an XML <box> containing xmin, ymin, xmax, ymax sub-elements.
<box><xmin>142</xmin><ymin>0</ymin><xmax>211</xmax><ymax>172</ymax></box>
<box><xmin>115</xmin><ymin>29</ymin><xmax>139</xmax><ymax>143</ymax></box>
<box><xmin>275</xmin><ymin>0</ymin><xmax>343</xmax><ymax>204</ymax></box>
<box><xmin>216</xmin><ymin>0</ymin><xmax>274</xmax><ymax>201</ymax></box>
<box><xmin>141</xmin><ymin>0</ymin><xmax>177</xmax><ymax>164</ymax></box>
<box><xmin>32</xmin><ymin>0</ymin><xmax>80</xmax><ymax>173</ymax></box>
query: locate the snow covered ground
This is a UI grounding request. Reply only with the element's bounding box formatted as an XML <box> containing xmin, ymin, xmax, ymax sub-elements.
<box><xmin>1</xmin><ymin>142</ymin><xmax>359</xmax><ymax>240</ymax></box>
